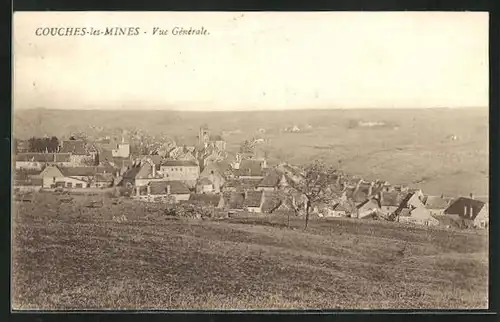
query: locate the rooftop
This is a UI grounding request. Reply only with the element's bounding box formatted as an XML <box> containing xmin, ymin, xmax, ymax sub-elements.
<box><xmin>60</xmin><ymin>140</ymin><xmax>87</xmax><ymax>155</ymax></box>
<box><xmin>188</xmin><ymin>193</ymin><xmax>222</xmax><ymax>207</ymax></box>
<box><xmin>149</xmin><ymin>181</ymin><xmax>190</xmax><ymax>195</ymax></box>
<box><xmin>243</xmin><ymin>191</ymin><xmax>264</xmax><ymax>208</ymax></box>
<box><xmin>161</xmin><ymin>160</ymin><xmax>199</xmax><ymax>167</ymax></box>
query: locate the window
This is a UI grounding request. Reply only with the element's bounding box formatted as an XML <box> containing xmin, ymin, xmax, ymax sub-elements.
<box><xmin>67</xmin><ymin>182</ymin><xmax>72</xmax><ymax>188</ymax></box>
<box><xmin>76</xmin><ymin>183</ymin><xmax>83</xmax><ymax>188</ymax></box>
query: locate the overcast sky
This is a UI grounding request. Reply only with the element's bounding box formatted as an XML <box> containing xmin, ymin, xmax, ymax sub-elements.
<box><xmin>13</xmin><ymin>12</ymin><xmax>488</xmax><ymax>111</ymax></box>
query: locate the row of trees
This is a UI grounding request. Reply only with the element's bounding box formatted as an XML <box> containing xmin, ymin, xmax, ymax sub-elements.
<box><xmin>26</xmin><ymin>136</ymin><xmax>60</xmax><ymax>153</ymax></box>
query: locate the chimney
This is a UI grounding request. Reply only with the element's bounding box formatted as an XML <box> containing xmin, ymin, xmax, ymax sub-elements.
<box><xmin>147</xmin><ymin>184</ymin><xmax>151</xmax><ymax>195</ymax></box>
<box><xmin>166</xmin><ymin>184</ymin><xmax>171</xmax><ymax>195</ymax></box>
<box><xmin>368</xmin><ymin>182</ymin><xmax>374</xmax><ymax>196</ymax></box>
<box><xmin>469</xmin><ymin>193</ymin><xmax>474</xmax><ymax>200</ymax></box>
<box><xmin>135</xmin><ymin>186</ymin><xmax>140</xmax><ymax>196</ymax></box>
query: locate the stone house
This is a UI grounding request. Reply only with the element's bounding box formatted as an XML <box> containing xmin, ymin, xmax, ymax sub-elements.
<box><xmin>444</xmin><ymin>196</ymin><xmax>487</xmax><ymax>228</ymax></box>
<box><xmin>187</xmin><ymin>193</ymin><xmax>225</xmax><ymax>209</ymax></box>
<box><xmin>15</xmin><ymin>153</ymin><xmax>72</xmax><ymax>170</ymax></box>
<box><xmin>423</xmin><ymin>195</ymin><xmax>452</xmax><ymax>216</ymax></box>
<box><xmin>160</xmin><ymin>160</ymin><xmax>200</xmax><ymax>184</ymax></box>
<box><xmin>60</xmin><ymin>140</ymin><xmax>94</xmax><ymax>166</ymax></box>
<box><xmin>134</xmin><ymin>181</ymin><xmax>190</xmax><ymax>203</ymax></box>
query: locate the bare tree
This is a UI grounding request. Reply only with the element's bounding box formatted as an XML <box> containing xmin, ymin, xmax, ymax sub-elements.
<box><xmin>287</xmin><ymin>161</ymin><xmax>341</xmax><ymax>230</ymax></box>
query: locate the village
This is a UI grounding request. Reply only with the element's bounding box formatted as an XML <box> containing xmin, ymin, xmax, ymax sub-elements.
<box><xmin>13</xmin><ymin>124</ymin><xmax>489</xmax><ymax>230</ymax></box>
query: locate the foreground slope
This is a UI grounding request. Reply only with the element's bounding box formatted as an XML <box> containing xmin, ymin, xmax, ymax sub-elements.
<box><xmin>12</xmin><ymin>195</ymin><xmax>488</xmax><ymax>309</ymax></box>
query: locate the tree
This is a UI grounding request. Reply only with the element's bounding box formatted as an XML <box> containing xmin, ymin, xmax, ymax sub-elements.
<box><xmin>49</xmin><ymin>136</ymin><xmax>59</xmax><ymax>152</ymax></box>
<box><xmin>287</xmin><ymin>161</ymin><xmax>341</xmax><ymax>230</ymax></box>
<box><xmin>27</xmin><ymin>136</ymin><xmax>60</xmax><ymax>152</ymax></box>
<box><xmin>239</xmin><ymin>139</ymin><xmax>255</xmax><ymax>155</ymax></box>
<box><xmin>275</xmin><ymin>189</ymin><xmax>307</xmax><ymax>228</ymax></box>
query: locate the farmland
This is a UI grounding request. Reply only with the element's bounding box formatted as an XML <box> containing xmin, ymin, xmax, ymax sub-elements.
<box><xmin>13</xmin><ymin>107</ymin><xmax>489</xmax><ymax>197</ymax></box>
<box><xmin>12</xmin><ymin>193</ymin><xmax>488</xmax><ymax>310</ymax></box>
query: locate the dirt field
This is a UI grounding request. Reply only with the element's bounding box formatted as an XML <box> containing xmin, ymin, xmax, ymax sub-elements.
<box><xmin>12</xmin><ymin>194</ymin><xmax>488</xmax><ymax>310</ymax></box>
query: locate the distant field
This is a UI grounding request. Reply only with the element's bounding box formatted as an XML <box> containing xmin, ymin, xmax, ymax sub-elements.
<box><xmin>12</xmin><ymin>194</ymin><xmax>488</xmax><ymax>310</ymax></box>
<box><xmin>13</xmin><ymin>108</ymin><xmax>489</xmax><ymax>196</ymax></box>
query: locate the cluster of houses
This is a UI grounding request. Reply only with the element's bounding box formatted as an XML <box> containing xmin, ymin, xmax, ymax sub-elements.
<box><xmin>13</xmin><ymin>125</ymin><xmax>489</xmax><ymax>230</ymax></box>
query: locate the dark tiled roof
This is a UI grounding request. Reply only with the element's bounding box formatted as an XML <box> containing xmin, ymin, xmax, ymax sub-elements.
<box><xmin>424</xmin><ymin>196</ymin><xmax>450</xmax><ymax>209</ymax></box>
<box><xmin>15</xmin><ymin>169</ymin><xmax>42</xmax><ymax>179</ymax></box>
<box><xmin>15</xmin><ymin>153</ymin><xmax>71</xmax><ymax>162</ymax></box>
<box><xmin>243</xmin><ymin>191</ymin><xmax>263</xmax><ymax>208</ymax></box>
<box><xmin>237</xmin><ymin>160</ymin><xmax>264</xmax><ymax>177</ymax></box>
<box><xmin>225</xmin><ymin>178</ymin><xmax>261</xmax><ymax>190</ymax></box>
<box><xmin>356</xmin><ymin>198</ymin><xmax>381</xmax><ymax>210</ymax></box>
<box><xmin>380</xmin><ymin>191</ymin><xmax>404</xmax><ymax>207</ymax></box>
<box><xmin>140</xmin><ymin>155</ymin><xmax>163</xmax><ymax>165</ymax></box>
<box><xmin>228</xmin><ymin>192</ymin><xmax>245</xmax><ymax>210</ymax></box>
<box><xmin>188</xmin><ymin>193</ymin><xmax>222</xmax><ymax>207</ymax></box>
<box><xmin>95</xmin><ymin>173</ymin><xmax>114</xmax><ymax>183</ymax></box>
<box><xmin>444</xmin><ymin>197</ymin><xmax>486</xmax><ymax>220</ymax></box>
<box><xmin>198</xmin><ymin>177</ymin><xmax>213</xmax><ymax>185</ymax></box>
<box><xmin>149</xmin><ymin>181</ymin><xmax>190</xmax><ymax>195</ymax></box>
<box><xmin>60</xmin><ymin>166</ymin><xmax>115</xmax><ymax>177</ymax></box>
<box><xmin>54</xmin><ymin>153</ymin><xmax>72</xmax><ymax>162</ymax></box>
<box><xmin>161</xmin><ymin>160</ymin><xmax>198</xmax><ymax>167</ymax></box>
<box><xmin>60</xmin><ymin>140</ymin><xmax>87</xmax><ymax>155</ymax></box>
<box><xmin>352</xmin><ymin>189</ymin><xmax>369</xmax><ymax>203</ymax></box>
<box><xmin>258</xmin><ymin>171</ymin><xmax>281</xmax><ymax>188</ymax></box>
<box><xmin>98</xmin><ymin>149</ymin><xmax>114</xmax><ymax>162</ymax></box>
<box><xmin>122</xmin><ymin>163</ymin><xmax>151</xmax><ymax>180</ymax></box>
<box><xmin>397</xmin><ymin>192</ymin><xmax>416</xmax><ymax>210</ymax></box>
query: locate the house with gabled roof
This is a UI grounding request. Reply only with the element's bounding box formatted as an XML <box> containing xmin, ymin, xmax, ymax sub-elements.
<box><xmin>31</xmin><ymin>165</ymin><xmax>65</xmax><ymax>188</ymax></box>
<box><xmin>15</xmin><ymin>153</ymin><xmax>72</xmax><ymax>170</ymax></box>
<box><xmin>134</xmin><ymin>180</ymin><xmax>190</xmax><ymax>203</ymax></box>
<box><xmin>235</xmin><ymin>159</ymin><xmax>265</xmax><ymax>179</ymax></box>
<box><xmin>160</xmin><ymin>160</ymin><xmax>199</xmax><ymax>184</ymax></box>
<box><xmin>60</xmin><ymin>140</ymin><xmax>94</xmax><ymax>165</ymax></box>
<box><xmin>226</xmin><ymin>191</ymin><xmax>246</xmax><ymax>213</ymax></box>
<box><xmin>256</xmin><ymin>170</ymin><xmax>283</xmax><ymax>192</ymax></box>
<box><xmin>122</xmin><ymin>161</ymin><xmax>157</xmax><ymax>187</ymax></box>
<box><xmin>423</xmin><ymin>195</ymin><xmax>452</xmax><ymax>216</ymax></box>
<box><xmin>377</xmin><ymin>191</ymin><xmax>405</xmax><ymax>216</ymax></box>
<box><xmin>223</xmin><ymin>178</ymin><xmax>262</xmax><ymax>192</ymax></box>
<box><xmin>187</xmin><ymin>193</ymin><xmax>225</xmax><ymax>209</ymax></box>
<box><xmin>356</xmin><ymin>198</ymin><xmax>381</xmax><ymax>219</ymax></box>
<box><xmin>444</xmin><ymin>196</ymin><xmax>487</xmax><ymax>223</ymax></box>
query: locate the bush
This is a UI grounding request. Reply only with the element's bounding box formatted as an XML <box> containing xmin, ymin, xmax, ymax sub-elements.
<box><xmin>164</xmin><ymin>202</ymin><xmax>216</xmax><ymax>219</ymax></box>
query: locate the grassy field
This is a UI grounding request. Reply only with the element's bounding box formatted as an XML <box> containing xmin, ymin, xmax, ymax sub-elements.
<box><xmin>13</xmin><ymin>108</ymin><xmax>488</xmax><ymax>196</ymax></box>
<box><xmin>12</xmin><ymin>194</ymin><xmax>488</xmax><ymax>310</ymax></box>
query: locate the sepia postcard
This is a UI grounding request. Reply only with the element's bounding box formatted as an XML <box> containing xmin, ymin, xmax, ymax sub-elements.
<box><xmin>12</xmin><ymin>11</ymin><xmax>489</xmax><ymax>310</ymax></box>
